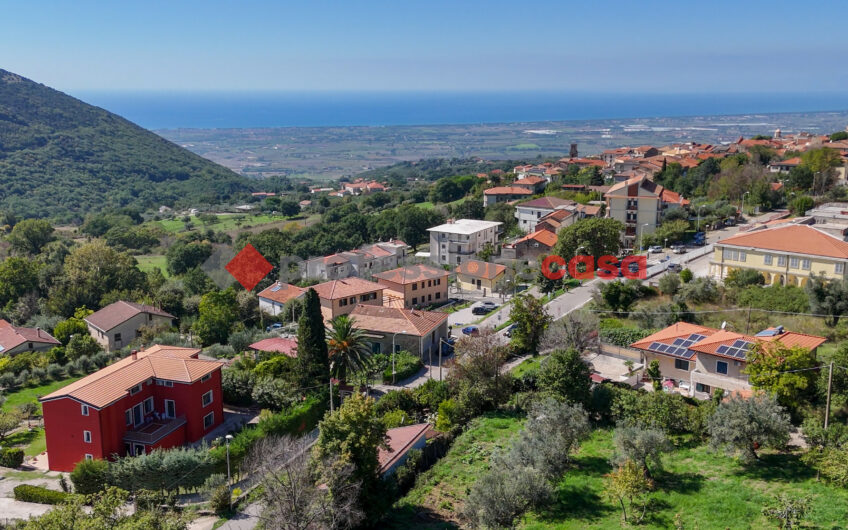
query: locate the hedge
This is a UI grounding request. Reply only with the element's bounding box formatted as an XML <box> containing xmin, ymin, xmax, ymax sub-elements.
<box><xmin>0</xmin><ymin>447</ymin><xmax>24</xmax><ymax>468</ymax></box>
<box><xmin>599</xmin><ymin>327</ymin><xmax>656</xmax><ymax>347</ymax></box>
<box><xmin>13</xmin><ymin>484</ymin><xmax>70</xmax><ymax>505</ymax></box>
<box><xmin>382</xmin><ymin>352</ymin><xmax>423</xmax><ymax>384</ymax></box>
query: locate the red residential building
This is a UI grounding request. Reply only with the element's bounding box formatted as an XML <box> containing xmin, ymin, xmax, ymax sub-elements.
<box><xmin>39</xmin><ymin>345</ymin><xmax>225</xmax><ymax>472</ymax></box>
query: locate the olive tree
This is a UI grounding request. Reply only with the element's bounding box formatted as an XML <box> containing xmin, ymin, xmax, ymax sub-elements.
<box><xmin>708</xmin><ymin>394</ymin><xmax>790</xmax><ymax>462</ymax></box>
<box><xmin>611</xmin><ymin>424</ymin><xmax>670</xmax><ymax>477</ymax></box>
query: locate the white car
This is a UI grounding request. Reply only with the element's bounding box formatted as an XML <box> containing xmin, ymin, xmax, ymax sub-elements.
<box><xmin>672</xmin><ymin>245</ymin><xmax>686</xmax><ymax>254</ymax></box>
<box><xmin>648</xmin><ymin>245</ymin><xmax>663</xmax><ymax>254</ymax></box>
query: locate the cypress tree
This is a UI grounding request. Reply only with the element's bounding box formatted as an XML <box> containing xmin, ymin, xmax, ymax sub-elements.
<box><xmin>296</xmin><ymin>288</ymin><xmax>329</xmax><ymax>388</ymax></box>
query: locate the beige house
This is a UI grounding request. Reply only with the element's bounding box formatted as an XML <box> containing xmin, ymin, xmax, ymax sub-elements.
<box><xmin>372</xmin><ymin>265</ymin><xmax>449</xmax><ymax>309</ymax></box>
<box><xmin>349</xmin><ymin>304</ymin><xmax>449</xmax><ymax>361</ymax></box>
<box><xmin>0</xmin><ymin>319</ymin><xmax>60</xmax><ymax>356</ymax></box>
<box><xmin>455</xmin><ymin>260</ymin><xmax>507</xmax><ymax>295</ymax></box>
<box><xmin>604</xmin><ymin>175</ymin><xmax>689</xmax><ymax>249</ymax></box>
<box><xmin>710</xmin><ymin>224</ymin><xmax>848</xmax><ymax>286</ymax></box>
<box><xmin>311</xmin><ymin>277</ymin><xmax>385</xmax><ymax>321</ymax></box>
<box><xmin>85</xmin><ymin>301</ymin><xmax>175</xmax><ymax>351</ymax></box>
<box><xmin>630</xmin><ymin>322</ymin><xmax>826</xmax><ymax>399</ymax></box>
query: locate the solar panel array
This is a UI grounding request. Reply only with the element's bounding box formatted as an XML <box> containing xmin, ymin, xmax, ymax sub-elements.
<box><xmin>647</xmin><ymin>333</ymin><xmax>705</xmax><ymax>360</ymax></box>
<box><xmin>715</xmin><ymin>339</ymin><xmax>751</xmax><ymax>360</ymax></box>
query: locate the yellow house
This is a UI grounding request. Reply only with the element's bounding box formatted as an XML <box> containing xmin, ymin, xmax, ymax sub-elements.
<box><xmin>710</xmin><ymin>223</ymin><xmax>848</xmax><ymax>286</ymax></box>
<box><xmin>455</xmin><ymin>260</ymin><xmax>506</xmax><ymax>296</ymax></box>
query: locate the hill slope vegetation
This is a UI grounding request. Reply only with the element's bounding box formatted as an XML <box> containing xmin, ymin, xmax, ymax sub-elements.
<box><xmin>0</xmin><ymin>68</ymin><xmax>253</xmax><ymax>222</ymax></box>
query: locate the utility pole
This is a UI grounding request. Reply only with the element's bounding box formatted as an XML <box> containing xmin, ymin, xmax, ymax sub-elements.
<box><xmin>745</xmin><ymin>306</ymin><xmax>752</xmax><ymax>334</ymax></box>
<box><xmin>825</xmin><ymin>362</ymin><xmax>834</xmax><ymax>430</ymax></box>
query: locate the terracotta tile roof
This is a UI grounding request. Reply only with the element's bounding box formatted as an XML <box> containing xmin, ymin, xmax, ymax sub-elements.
<box><xmin>258</xmin><ymin>282</ymin><xmax>305</xmax><ymax>304</ymax></box>
<box><xmin>349</xmin><ymin>305</ymin><xmax>448</xmax><ymax>336</ymax></box>
<box><xmin>312</xmin><ymin>278</ymin><xmax>384</xmax><ymax>300</ymax></box>
<box><xmin>516</xmin><ymin>197</ymin><xmax>575</xmax><ymax>210</ymax></box>
<box><xmin>514</xmin><ymin>229</ymin><xmax>558</xmax><ymax>248</ymax></box>
<box><xmin>378</xmin><ymin>423</ymin><xmax>431</xmax><ymax>474</ymax></box>
<box><xmin>771</xmin><ymin>182</ymin><xmax>784</xmax><ymax>191</ymax></box>
<box><xmin>718</xmin><ymin>224</ymin><xmax>848</xmax><ymax>259</ymax></box>
<box><xmin>631</xmin><ymin>322</ymin><xmax>826</xmax><ymax>362</ymax></box>
<box><xmin>576</xmin><ymin>204</ymin><xmax>602</xmax><ymax>216</ymax></box>
<box><xmin>85</xmin><ymin>301</ymin><xmax>175</xmax><ymax>332</ymax></box>
<box><xmin>372</xmin><ymin>264</ymin><xmax>449</xmax><ymax>285</ymax></box>
<box><xmin>249</xmin><ymin>337</ymin><xmax>298</xmax><ymax>357</ymax></box>
<box><xmin>483</xmin><ymin>186</ymin><xmax>534</xmax><ymax>196</ymax></box>
<box><xmin>40</xmin><ymin>345</ymin><xmax>222</xmax><ymax>409</ymax></box>
<box><xmin>541</xmin><ymin>209</ymin><xmax>576</xmax><ymax>222</ymax></box>
<box><xmin>773</xmin><ymin>157</ymin><xmax>802</xmax><ymax>166</ymax></box>
<box><xmin>0</xmin><ymin>319</ymin><xmax>60</xmax><ymax>352</ymax></box>
<box><xmin>455</xmin><ymin>260</ymin><xmax>506</xmax><ymax>280</ymax></box>
<box><xmin>514</xmin><ymin>176</ymin><xmax>546</xmax><ymax>186</ymax></box>
<box><xmin>660</xmin><ymin>188</ymin><xmax>690</xmax><ymax>206</ymax></box>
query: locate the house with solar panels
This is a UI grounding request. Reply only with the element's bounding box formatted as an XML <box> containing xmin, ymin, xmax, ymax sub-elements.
<box><xmin>629</xmin><ymin>322</ymin><xmax>826</xmax><ymax>399</ymax></box>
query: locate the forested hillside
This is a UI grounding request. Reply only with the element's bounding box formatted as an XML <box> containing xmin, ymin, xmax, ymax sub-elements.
<box><xmin>0</xmin><ymin>69</ymin><xmax>254</xmax><ymax>222</ymax></box>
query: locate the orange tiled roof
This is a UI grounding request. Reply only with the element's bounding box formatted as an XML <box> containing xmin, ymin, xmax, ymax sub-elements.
<box><xmin>258</xmin><ymin>282</ymin><xmax>305</xmax><ymax>304</ymax></box>
<box><xmin>312</xmin><ymin>277</ymin><xmax>385</xmax><ymax>300</ymax></box>
<box><xmin>718</xmin><ymin>224</ymin><xmax>848</xmax><ymax>259</ymax></box>
<box><xmin>514</xmin><ymin>229</ymin><xmax>558</xmax><ymax>248</ymax></box>
<box><xmin>40</xmin><ymin>345</ymin><xmax>222</xmax><ymax>409</ymax></box>
<box><xmin>249</xmin><ymin>337</ymin><xmax>298</xmax><ymax>357</ymax></box>
<box><xmin>372</xmin><ymin>264</ymin><xmax>449</xmax><ymax>285</ymax></box>
<box><xmin>0</xmin><ymin>319</ymin><xmax>60</xmax><ymax>351</ymax></box>
<box><xmin>455</xmin><ymin>260</ymin><xmax>506</xmax><ymax>280</ymax></box>
<box><xmin>630</xmin><ymin>322</ymin><xmax>717</xmax><ymax>350</ymax></box>
<box><xmin>349</xmin><ymin>305</ymin><xmax>448</xmax><ymax>336</ymax></box>
<box><xmin>483</xmin><ymin>186</ymin><xmax>534</xmax><ymax>196</ymax></box>
<box><xmin>378</xmin><ymin>423</ymin><xmax>431</xmax><ymax>474</ymax></box>
<box><xmin>514</xmin><ymin>176</ymin><xmax>546</xmax><ymax>186</ymax></box>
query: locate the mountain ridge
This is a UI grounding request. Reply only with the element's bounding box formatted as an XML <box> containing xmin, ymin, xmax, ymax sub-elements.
<box><xmin>0</xmin><ymin>68</ymin><xmax>254</xmax><ymax>222</ymax></box>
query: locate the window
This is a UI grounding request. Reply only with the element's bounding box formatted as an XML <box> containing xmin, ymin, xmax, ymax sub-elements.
<box><xmin>81</xmin><ymin>404</ymin><xmax>89</xmax><ymax>416</ymax></box>
<box><xmin>83</xmin><ymin>430</ymin><xmax>92</xmax><ymax>443</ymax></box>
<box><xmin>427</xmin><ymin>280</ymin><xmax>432</xmax><ymax>287</ymax></box>
<box><xmin>165</xmin><ymin>399</ymin><xmax>176</xmax><ymax>419</ymax></box>
<box><xmin>412</xmin><ymin>297</ymin><xmax>418</xmax><ymax>305</ymax></box>
<box><xmin>201</xmin><ymin>373</ymin><xmax>211</xmax><ymax>383</ymax></box>
<box><xmin>435</xmin><ymin>292</ymin><xmax>441</xmax><ymax>300</ymax></box>
<box><xmin>412</xmin><ymin>283</ymin><xmax>417</xmax><ymax>291</ymax></box>
<box><xmin>790</xmin><ymin>257</ymin><xmax>799</xmax><ymax>269</ymax></box>
<box><xmin>837</xmin><ymin>262</ymin><xmax>845</xmax><ymax>274</ymax></box>
<box><xmin>716</xmin><ymin>361</ymin><xmax>728</xmax><ymax>375</ymax></box>
<box><xmin>114</xmin><ymin>333</ymin><xmax>122</xmax><ymax>343</ymax></box>
<box><xmin>371</xmin><ymin>342</ymin><xmax>381</xmax><ymax>354</ymax></box>
<box><xmin>802</xmin><ymin>259</ymin><xmax>811</xmax><ymax>270</ymax></box>
<box><xmin>156</xmin><ymin>379</ymin><xmax>173</xmax><ymax>387</ymax></box>
<box><xmin>695</xmin><ymin>383</ymin><xmax>711</xmax><ymax>394</ymax></box>
<box><xmin>202</xmin><ymin>391</ymin><xmax>213</xmax><ymax>407</ymax></box>
<box><xmin>738</xmin><ymin>251</ymin><xmax>746</xmax><ymax>262</ymax></box>
<box><xmin>421</xmin><ymin>282</ymin><xmax>426</xmax><ymax>289</ymax></box>
<box><xmin>349</xmin><ymin>297</ymin><xmax>356</xmax><ymax>305</ymax></box>
<box><xmin>674</xmin><ymin>359</ymin><xmax>690</xmax><ymax>371</ymax></box>
<box><xmin>129</xmin><ymin>384</ymin><xmax>142</xmax><ymax>396</ymax></box>
<box><xmin>143</xmin><ymin>397</ymin><xmax>153</xmax><ymax>414</ymax></box>
<box><xmin>85</xmin><ymin>454</ymin><xmax>93</xmax><ymax>461</ymax></box>
<box><xmin>125</xmin><ymin>409</ymin><xmax>132</xmax><ymax>426</ymax></box>
<box><xmin>778</xmin><ymin>255</ymin><xmax>787</xmax><ymax>266</ymax></box>
<box><xmin>339</xmin><ymin>298</ymin><xmax>347</xmax><ymax>307</ymax></box>
<box><xmin>764</xmin><ymin>254</ymin><xmax>773</xmax><ymax>265</ymax></box>
<box><xmin>203</xmin><ymin>412</ymin><xmax>214</xmax><ymax>430</ymax></box>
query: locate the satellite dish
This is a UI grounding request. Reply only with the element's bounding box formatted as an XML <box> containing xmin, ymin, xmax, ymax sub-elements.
<box><xmin>721</xmin><ymin>321</ymin><xmax>727</xmax><ymax>330</ymax></box>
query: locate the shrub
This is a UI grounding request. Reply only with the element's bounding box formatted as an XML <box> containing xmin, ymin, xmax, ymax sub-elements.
<box><xmin>204</xmin><ymin>343</ymin><xmax>235</xmax><ymax>359</ymax></box>
<box><xmin>380</xmin><ymin>409</ymin><xmax>416</xmax><ymax>429</ymax></box>
<box><xmin>210</xmin><ymin>484</ymin><xmax>231</xmax><ymax>515</ymax></box>
<box><xmin>30</xmin><ymin>367</ymin><xmax>47</xmax><ymax>384</ymax></box>
<box><xmin>221</xmin><ymin>368</ymin><xmax>255</xmax><ymax>405</ymax></box>
<box><xmin>46</xmin><ymin>363</ymin><xmax>64</xmax><ymax>380</ymax></box>
<box><xmin>393</xmin><ymin>448</ymin><xmax>422</xmax><ymax>493</ymax></box>
<box><xmin>374</xmin><ymin>389</ymin><xmax>418</xmax><ymax>416</ymax></box>
<box><xmin>679</xmin><ymin>269</ymin><xmax>693</xmax><ymax>283</ymax></box>
<box><xmin>70</xmin><ymin>457</ymin><xmax>109</xmax><ymax>494</ymax></box>
<box><xmin>13</xmin><ymin>484</ymin><xmax>69</xmax><ymax>505</ymax></box>
<box><xmin>0</xmin><ymin>447</ymin><xmax>24</xmax><ymax>468</ymax></box>
<box><xmin>708</xmin><ymin>394</ymin><xmax>790</xmax><ymax>462</ymax></box>
<box><xmin>599</xmin><ymin>327</ymin><xmax>655</xmax><ymax>347</ymax></box>
<box><xmin>251</xmin><ymin>377</ymin><xmax>296</xmax><ymax>411</ymax></box>
<box><xmin>381</xmin><ymin>352</ymin><xmax>423</xmax><ymax>384</ymax></box>
<box><xmin>413</xmin><ymin>379</ymin><xmax>450</xmax><ymax>411</ymax></box>
<box><xmin>537</xmin><ymin>349</ymin><xmax>591</xmax><ymax>406</ymax></box>
<box><xmin>0</xmin><ymin>372</ymin><xmax>17</xmax><ymax>389</ymax></box>
<box><xmin>435</xmin><ymin>399</ymin><xmax>460</xmax><ymax>432</ymax></box>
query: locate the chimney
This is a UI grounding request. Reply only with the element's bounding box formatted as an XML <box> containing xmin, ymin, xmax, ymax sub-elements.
<box><xmin>36</xmin><ymin>327</ymin><xmax>42</xmax><ymax>338</ymax></box>
<box><xmin>131</xmin><ymin>350</ymin><xmax>138</xmax><ymax>361</ymax></box>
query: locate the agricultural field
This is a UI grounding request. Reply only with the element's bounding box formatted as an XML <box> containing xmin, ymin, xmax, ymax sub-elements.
<box><xmin>388</xmin><ymin>414</ymin><xmax>848</xmax><ymax>529</ymax></box>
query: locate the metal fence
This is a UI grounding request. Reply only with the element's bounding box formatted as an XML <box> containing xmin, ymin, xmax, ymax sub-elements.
<box><xmin>645</xmin><ymin>243</ymin><xmax>714</xmax><ymax>278</ymax></box>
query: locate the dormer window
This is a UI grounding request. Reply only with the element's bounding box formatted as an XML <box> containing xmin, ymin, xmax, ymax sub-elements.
<box><xmin>129</xmin><ymin>384</ymin><xmax>142</xmax><ymax>396</ymax></box>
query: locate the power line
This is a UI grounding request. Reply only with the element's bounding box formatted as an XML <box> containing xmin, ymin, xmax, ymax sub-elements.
<box><xmin>587</xmin><ymin>307</ymin><xmax>845</xmax><ymax>318</ymax></box>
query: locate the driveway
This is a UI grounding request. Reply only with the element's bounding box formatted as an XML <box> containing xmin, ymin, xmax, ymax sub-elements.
<box><xmin>0</xmin><ymin>468</ymin><xmax>63</xmax><ymax>523</ymax></box>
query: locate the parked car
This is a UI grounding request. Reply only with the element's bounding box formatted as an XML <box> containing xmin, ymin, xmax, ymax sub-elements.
<box><xmin>504</xmin><ymin>323</ymin><xmax>519</xmax><ymax>338</ymax></box>
<box><xmin>441</xmin><ymin>336</ymin><xmax>456</xmax><ymax>354</ymax></box>
<box><xmin>472</xmin><ymin>301</ymin><xmax>499</xmax><ymax>315</ymax></box>
<box><xmin>461</xmin><ymin>325</ymin><xmax>480</xmax><ymax>336</ymax></box>
<box><xmin>667</xmin><ymin>263</ymin><xmax>682</xmax><ymax>273</ymax></box>
<box><xmin>672</xmin><ymin>245</ymin><xmax>686</xmax><ymax>254</ymax></box>
<box><xmin>648</xmin><ymin>245</ymin><xmax>663</xmax><ymax>254</ymax></box>
<box><xmin>265</xmin><ymin>323</ymin><xmax>283</xmax><ymax>332</ymax></box>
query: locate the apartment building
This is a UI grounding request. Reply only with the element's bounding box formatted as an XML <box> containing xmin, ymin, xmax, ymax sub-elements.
<box><xmin>40</xmin><ymin>345</ymin><xmax>224</xmax><ymax>472</ymax></box>
<box><xmin>427</xmin><ymin>219</ymin><xmax>502</xmax><ymax>266</ymax></box>
<box><xmin>710</xmin><ymin>224</ymin><xmax>848</xmax><ymax>286</ymax></box>
<box><xmin>311</xmin><ymin>277</ymin><xmax>385</xmax><ymax>321</ymax></box>
<box><xmin>372</xmin><ymin>264</ymin><xmax>449</xmax><ymax>309</ymax></box>
<box><xmin>604</xmin><ymin>175</ymin><xmax>689</xmax><ymax>249</ymax></box>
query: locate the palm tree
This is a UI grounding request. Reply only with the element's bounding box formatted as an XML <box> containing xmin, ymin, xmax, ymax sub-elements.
<box><xmin>325</xmin><ymin>315</ymin><xmax>373</xmax><ymax>389</ymax></box>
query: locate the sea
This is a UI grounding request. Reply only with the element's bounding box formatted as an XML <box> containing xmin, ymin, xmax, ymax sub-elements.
<box><xmin>73</xmin><ymin>91</ymin><xmax>848</xmax><ymax>130</ymax></box>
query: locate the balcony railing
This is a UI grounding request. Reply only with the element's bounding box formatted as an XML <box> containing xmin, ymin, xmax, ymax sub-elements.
<box><xmin>123</xmin><ymin>415</ymin><xmax>186</xmax><ymax>444</ymax></box>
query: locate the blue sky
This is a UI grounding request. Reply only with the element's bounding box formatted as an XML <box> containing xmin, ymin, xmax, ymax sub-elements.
<box><xmin>3</xmin><ymin>0</ymin><xmax>848</xmax><ymax>92</ymax></box>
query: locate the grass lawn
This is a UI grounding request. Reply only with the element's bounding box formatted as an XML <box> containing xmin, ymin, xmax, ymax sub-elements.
<box><xmin>135</xmin><ymin>255</ymin><xmax>169</xmax><ymax>277</ymax></box>
<box><xmin>510</xmin><ymin>356</ymin><xmax>542</xmax><ymax>378</ymax></box>
<box><xmin>5</xmin><ymin>427</ymin><xmax>46</xmax><ymax>456</ymax></box>
<box><xmin>155</xmin><ymin>213</ymin><xmax>290</xmax><ymax>234</ymax></box>
<box><xmin>390</xmin><ymin>415</ymin><xmax>848</xmax><ymax>529</ymax></box>
<box><xmin>386</xmin><ymin>411</ymin><xmax>525</xmax><ymax>528</ymax></box>
<box><xmin>2</xmin><ymin>376</ymin><xmax>83</xmax><ymax>413</ymax></box>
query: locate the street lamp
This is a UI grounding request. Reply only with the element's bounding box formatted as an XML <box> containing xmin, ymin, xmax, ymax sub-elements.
<box><xmin>697</xmin><ymin>205</ymin><xmax>705</xmax><ymax>231</ymax></box>
<box><xmin>740</xmin><ymin>191</ymin><xmax>750</xmax><ymax>219</ymax></box>
<box><xmin>225</xmin><ymin>434</ymin><xmax>233</xmax><ymax>509</ymax></box>
<box><xmin>391</xmin><ymin>330</ymin><xmax>408</xmax><ymax>384</ymax></box>
<box><xmin>639</xmin><ymin>224</ymin><xmax>650</xmax><ymax>253</ymax></box>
